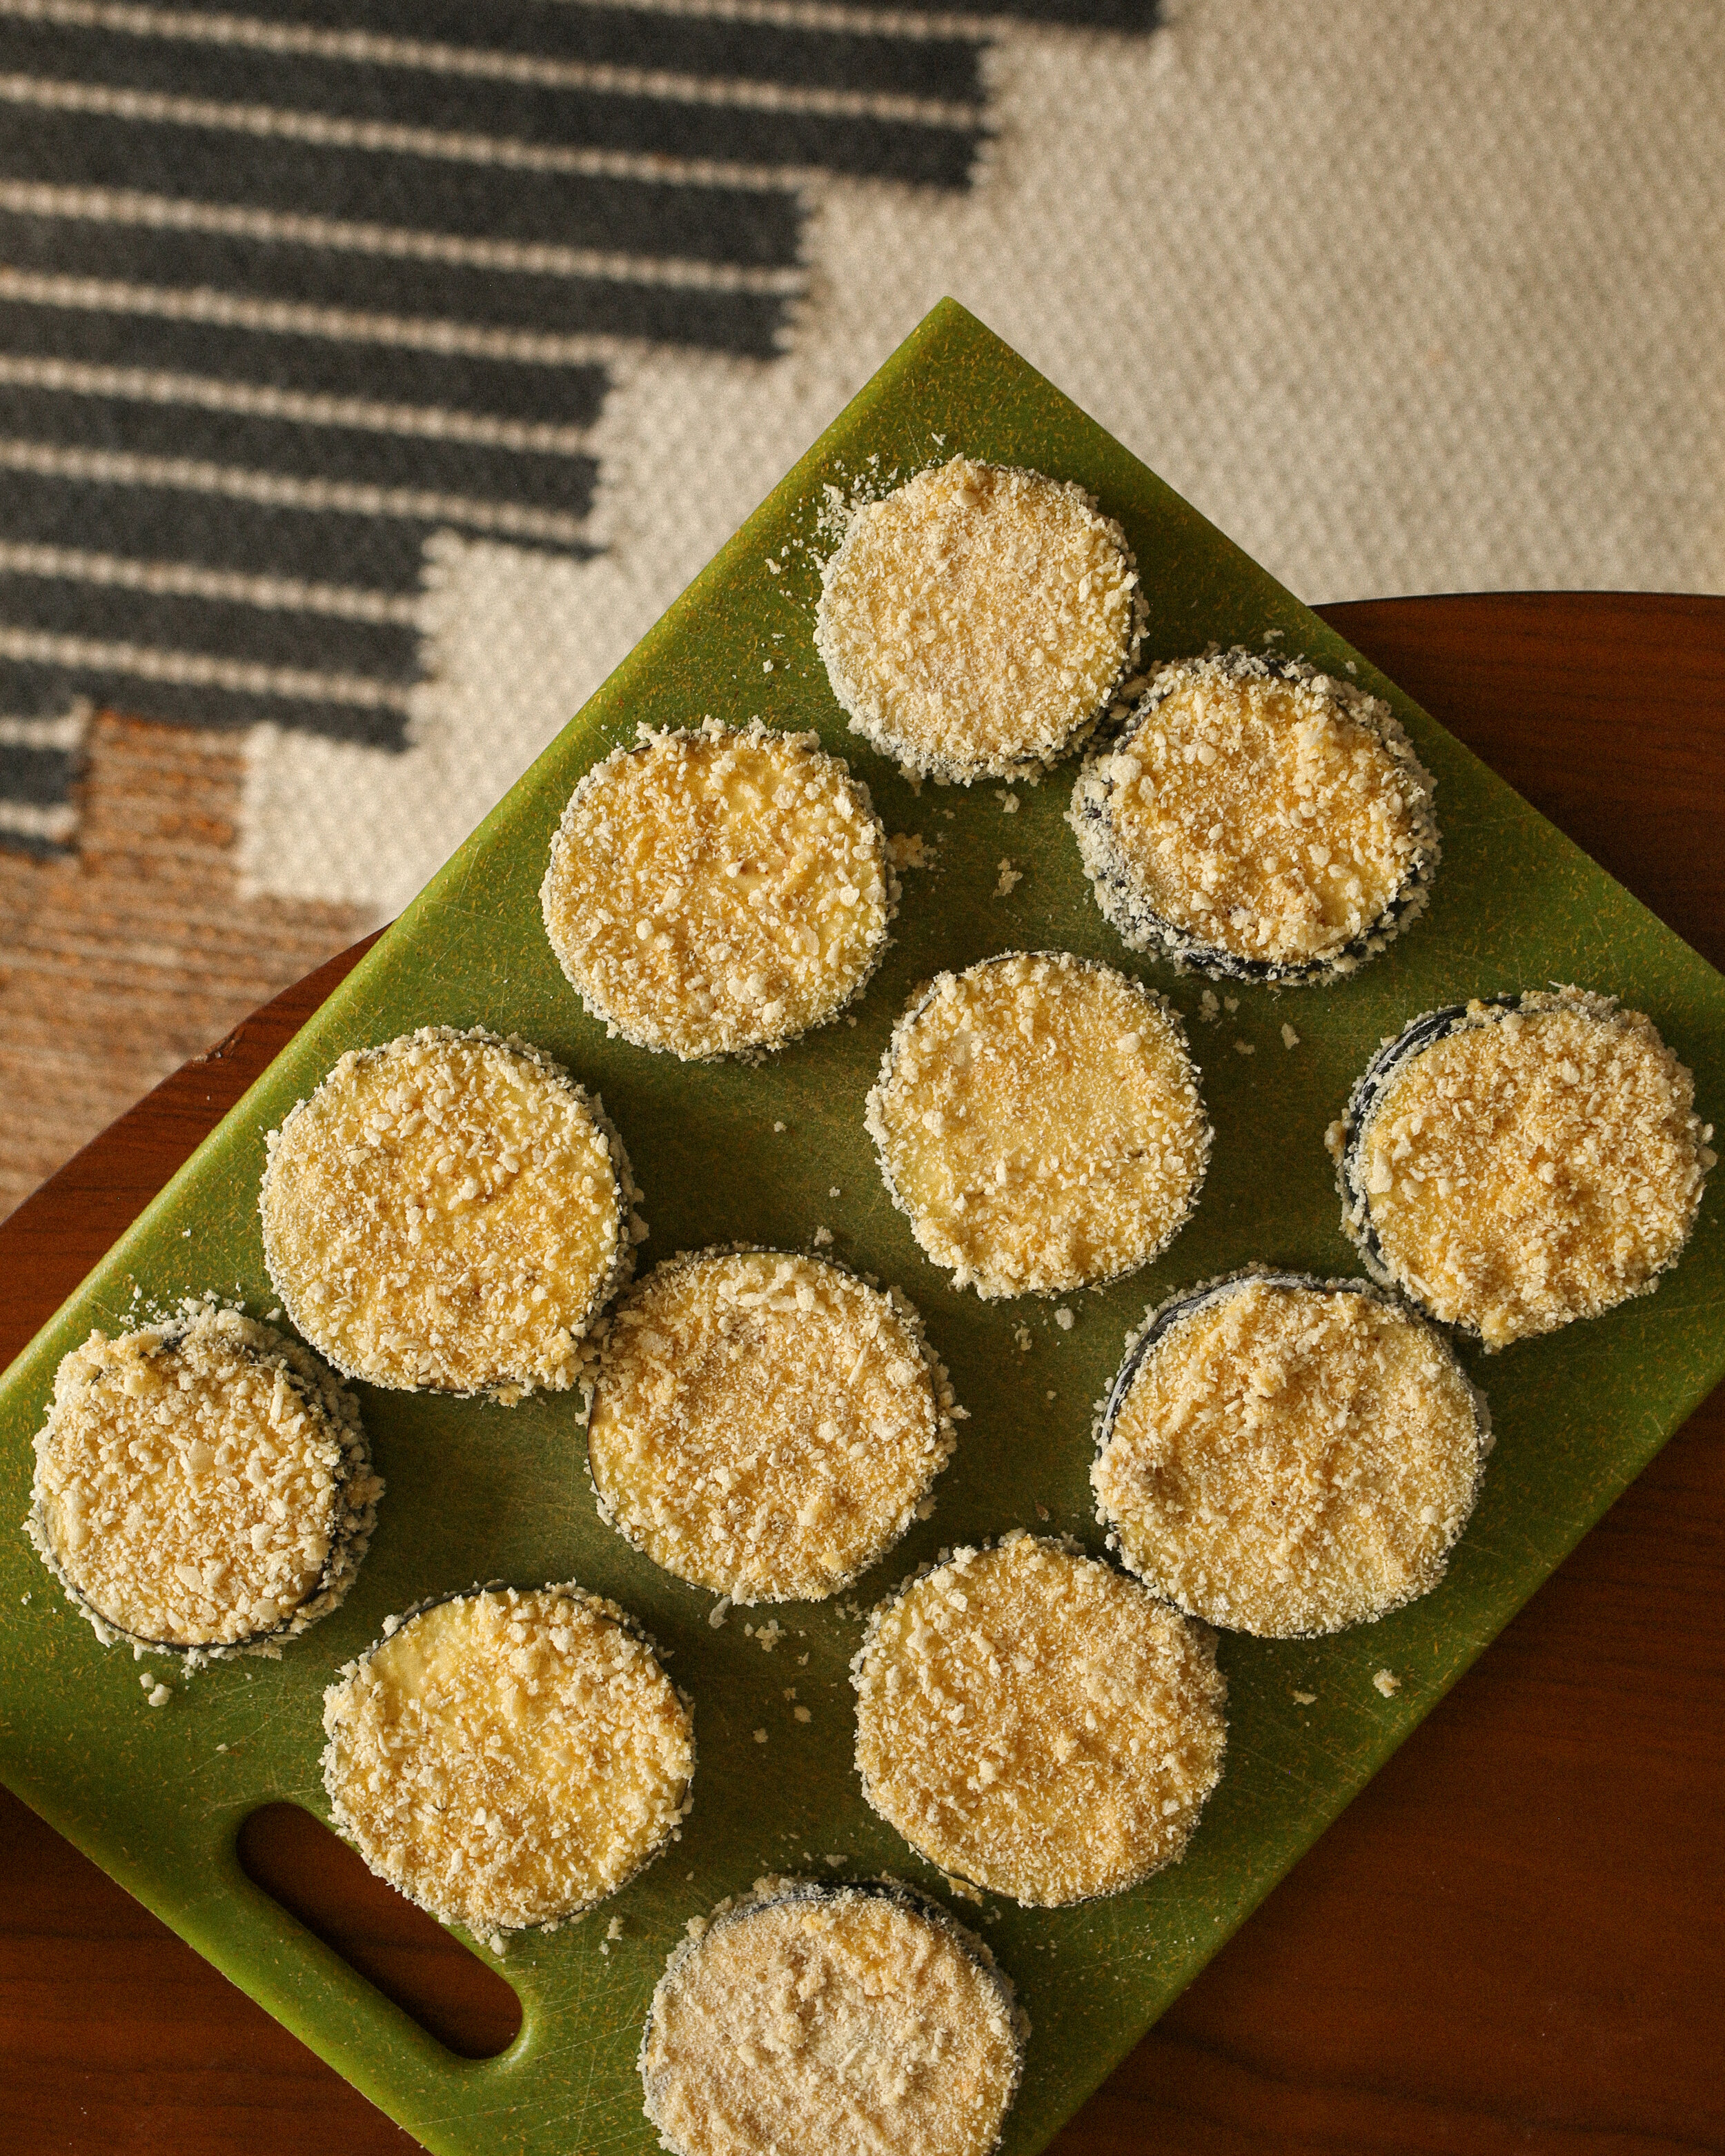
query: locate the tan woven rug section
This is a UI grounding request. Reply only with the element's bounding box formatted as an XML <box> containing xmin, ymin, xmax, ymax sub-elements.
<box><xmin>0</xmin><ymin>714</ymin><xmax>364</xmax><ymax>1218</ymax></box>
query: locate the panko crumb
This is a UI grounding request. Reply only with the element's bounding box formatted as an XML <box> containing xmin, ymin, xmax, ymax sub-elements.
<box><xmin>1070</xmin><ymin>646</ymin><xmax>1439</xmax><ymax>983</ymax></box>
<box><xmin>994</xmin><ymin>859</ymin><xmax>1023</xmax><ymax>898</ymax></box>
<box><xmin>852</xmin><ymin>1533</ymin><xmax>1227</xmax><ymax>1906</ymax></box>
<box><xmin>815</xmin><ymin>457</ymin><xmax>1142</xmax><ymax>784</ymax></box>
<box><xmin>28</xmin><ymin>1302</ymin><xmax>379</xmax><ymax>1656</ymax></box>
<box><xmin>1336</xmin><ymin>989</ymin><xmax>1711</xmax><ymax>1347</ymax></box>
<box><xmin>587</xmin><ymin>1251</ymin><xmax>958</xmax><ymax>1603</ymax></box>
<box><xmin>542</xmin><ymin>719</ymin><xmax>894</xmax><ymax>1060</ymax></box>
<box><xmin>1094</xmin><ymin>1272</ymin><xmax>1488</xmax><ymax>1636</ymax></box>
<box><xmin>261</xmin><ymin>1027</ymin><xmax>635</xmax><ymax>1400</ymax></box>
<box><xmin>322</xmin><ymin>1584</ymin><xmax>692</xmax><ymax>1934</ymax></box>
<box><xmin>866</xmin><ymin>952</ymin><xmax>1210</xmax><ymax>1298</ymax></box>
<box><xmin>640</xmin><ymin>1878</ymin><xmax>1024</xmax><ymax>2156</ymax></box>
<box><xmin>1372</xmin><ymin>1668</ymin><xmax>1402</xmax><ymax>1698</ymax></box>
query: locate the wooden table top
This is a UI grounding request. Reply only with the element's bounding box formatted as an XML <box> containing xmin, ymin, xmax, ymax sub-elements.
<box><xmin>3</xmin><ymin>593</ymin><xmax>1722</xmax><ymax>2155</ymax></box>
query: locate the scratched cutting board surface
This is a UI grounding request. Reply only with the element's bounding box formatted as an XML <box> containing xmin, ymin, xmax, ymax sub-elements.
<box><xmin>1</xmin><ymin>303</ymin><xmax>1722</xmax><ymax>2156</ymax></box>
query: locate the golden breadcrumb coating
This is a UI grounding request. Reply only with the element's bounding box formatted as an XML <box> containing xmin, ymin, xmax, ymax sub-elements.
<box><xmin>866</xmin><ymin>951</ymin><xmax>1210</xmax><ymax>1298</ymax></box>
<box><xmin>816</xmin><ymin>457</ymin><xmax>1141</xmax><ymax>782</ymax></box>
<box><xmin>589</xmin><ymin>1251</ymin><xmax>957</xmax><ymax>1603</ymax></box>
<box><xmin>853</xmin><ymin>1534</ymin><xmax>1226</xmax><ymax>1906</ymax></box>
<box><xmin>1070</xmin><ymin>648</ymin><xmax>1437</xmax><ymax>981</ymax></box>
<box><xmin>542</xmin><ymin>720</ymin><xmax>894</xmax><ymax>1059</ymax></box>
<box><xmin>640</xmin><ymin>1879</ymin><xmax>1024</xmax><ymax>2156</ymax></box>
<box><xmin>322</xmin><ymin>1584</ymin><xmax>693</xmax><ymax>1934</ymax></box>
<box><xmin>1333</xmin><ymin>990</ymin><xmax>1712</xmax><ymax>1347</ymax></box>
<box><xmin>28</xmin><ymin>1301</ymin><xmax>379</xmax><ymax>1654</ymax></box>
<box><xmin>261</xmin><ymin>1027</ymin><xmax>638</xmax><ymax>1400</ymax></box>
<box><xmin>1094</xmin><ymin>1274</ymin><xmax>1488</xmax><ymax>1636</ymax></box>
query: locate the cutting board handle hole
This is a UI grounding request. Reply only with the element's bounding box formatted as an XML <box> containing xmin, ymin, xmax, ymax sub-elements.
<box><xmin>237</xmin><ymin>1801</ymin><xmax>522</xmax><ymax>2059</ymax></box>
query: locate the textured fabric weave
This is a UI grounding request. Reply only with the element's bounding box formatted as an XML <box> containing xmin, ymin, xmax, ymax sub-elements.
<box><xmin>0</xmin><ymin>0</ymin><xmax>1720</xmax><ymax>1211</ymax></box>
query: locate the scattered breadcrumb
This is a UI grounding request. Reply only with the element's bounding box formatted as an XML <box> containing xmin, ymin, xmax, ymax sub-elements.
<box><xmin>1372</xmin><ymin>1669</ymin><xmax>1402</xmax><ymax>1698</ymax></box>
<box><xmin>1054</xmin><ymin>1307</ymin><xmax>1074</xmax><ymax>1331</ymax></box>
<box><xmin>1281</xmin><ymin>1023</ymin><xmax>1301</xmax><ymax>1049</ymax></box>
<box><xmin>753</xmin><ymin>1728</ymin><xmax>768</xmax><ymax>1744</ymax></box>
<box><xmin>1234</xmin><ymin>1039</ymin><xmax>1254</xmax><ymax>1056</ymax></box>
<box><xmin>812</xmin><ymin>1225</ymin><xmax>834</xmax><ymax>1246</ymax></box>
<box><xmin>886</xmin><ymin>833</ymin><xmax>933</xmax><ymax>871</ymax></box>
<box><xmin>994</xmin><ymin>858</ymin><xmax>1023</xmax><ymax>898</ymax></box>
<box><xmin>1292</xmin><ymin>1691</ymin><xmax>1317</xmax><ymax>1706</ymax></box>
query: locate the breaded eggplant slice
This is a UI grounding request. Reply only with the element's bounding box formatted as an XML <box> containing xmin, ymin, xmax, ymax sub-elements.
<box><xmin>1070</xmin><ymin>647</ymin><xmax>1438</xmax><ymax>982</ymax></box>
<box><xmin>816</xmin><ymin>456</ymin><xmax>1143</xmax><ymax>784</ymax></box>
<box><xmin>865</xmin><ymin>951</ymin><xmax>1210</xmax><ymax>1298</ymax></box>
<box><xmin>27</xmin><ymin>1300</ymin><xmax>379</xmax><ymax>1657</ymax></box>
<box><xmin>1330</xmin><ymin>988</ymin><xmax>1712</xmax><ymax>1349</ymax></box>
<box><xmin>322</xmin><ymin>1583</ymin><xmax>693</xmax><ymax>1936</ymax></box>
<box><xmin>1094</xmin><ymin>1269</ymin><xmax>1490</xmax><ymax>1636</ymax></box>
<box><xmin>852</xmin><ymin>1533</ymin><xmax>1226</xmax><ymax>1907</ymax></box>
<box><xmin>541</xmin><ymin>719</ymin><xmax>895</xmax><ymax>1060</ymax></box>
<box><xmin>640</xmin><ymin>1875</ymin><xmax>1025</xmax><ymax>2156</ymax></box>
<box><xmin>261</xmin><ymin>1026</ymin><xmax>639</xmax><ymax>1401</ymax></box>
<box><xmin>588</xmin><ymin>1249</ymin><xmax>958</xmax><ymax>1605</ymax></box>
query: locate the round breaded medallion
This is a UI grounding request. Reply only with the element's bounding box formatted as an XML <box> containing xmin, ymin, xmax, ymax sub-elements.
<box><xmin>852</xmin><ymin>1534</ymin><xmax>1227</xmax><ymax>1907</ymax></box>
<box><xmin>27</xmin><ymin>1301</ymin><xmax>379</xmax><ymax>1655</ymax></box>
<box><xmin>1070</xmin><ymin>648</ymin><xmax>1438</xmax><ymax>981</ymax></box>
<box><xmin>589</xmin><ymin>1251</ymin><xmax>956</xmax><ymax>1605</ymax></box>
<box><xmin>1331</xmin><ymin>989</ymin><xmax>1713</xmax><ymax>1349</ymax></box>
<box><xmin>541</xmin><ymin>720</ymin><xmax>894</xmax><ymax>1059</ymax></box>
<box><xmin>816</xmin><ymin>457</ymin><xmax>1142</xmax><ymax>782</ymax></box>
<box><xmin>322</xmin><ymin>1584</ymin><xmax>693</xmax><ymax>1935</ymax></box>
<box><xmin>865</xmin><ymin>951</ymin><xmax>1210</xmax><ymax>1298</ymax></box>
<box><xmin>1094</xmin><ymin>1272</ymin><xmax>1490</xmax><ymax>1636</ymax></box>
<box><xmin>261</xmin><ymin>1027</ymin><xmax>637</xmax><ymax>1400</ymax></box>
<box><xmin>640</xmin><ymin>1877</ymin><xmax>1024</xmax><ymax>2156</ymax></box>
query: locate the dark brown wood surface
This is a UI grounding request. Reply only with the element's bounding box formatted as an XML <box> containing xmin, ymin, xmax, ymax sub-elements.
<box><xmin>3</xmin><ymin>595</ymin><xmax>1722</xmax><ymax>2154</ymax></box>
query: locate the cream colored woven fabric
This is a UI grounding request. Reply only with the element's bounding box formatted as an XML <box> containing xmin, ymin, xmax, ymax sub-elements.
<box><xmin>244</xmin><ymin>0</ymin><xmax>1723</xmax><ymax>918</ymax></box>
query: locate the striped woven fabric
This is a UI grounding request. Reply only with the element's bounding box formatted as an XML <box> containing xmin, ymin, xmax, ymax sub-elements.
<box><xmin>0</xmin><ymin>0</ymin><xmax>1133</xmax><ymax>834</ymax></box>
<box><xmin>0</xmin><ymin>0</ymin><xmax>1718</xmax><ymax>1216</ymax></box>
<box><xmin>0</xmin><ymin>0</ymin><xmax>1149</xmax><ymax>1209</ymax></box>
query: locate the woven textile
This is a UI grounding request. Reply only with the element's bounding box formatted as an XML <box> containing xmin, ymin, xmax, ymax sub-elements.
<box><xmin>1</xmin><ymin>0</ymin><xmax>1721</xmax><ymax>1211</ymax></box>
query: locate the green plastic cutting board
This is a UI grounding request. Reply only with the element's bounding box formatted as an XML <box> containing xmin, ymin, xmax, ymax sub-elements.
<box><xmin>2</xmin><ymin>301</ymin><xmax>1721</xmax><ymax>2156</ymax></box>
